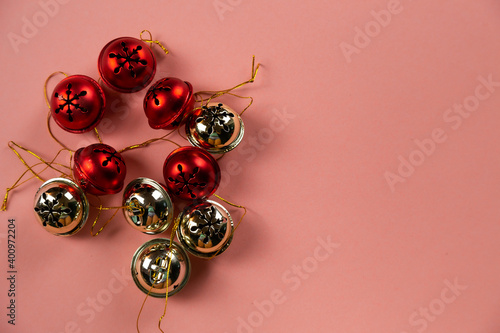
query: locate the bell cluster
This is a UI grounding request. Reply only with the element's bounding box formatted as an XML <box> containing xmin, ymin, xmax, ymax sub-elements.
<box><xmin>33</xmin><ymin>35</ymin><xmax>251</xmax><ymax>297</ymax></box>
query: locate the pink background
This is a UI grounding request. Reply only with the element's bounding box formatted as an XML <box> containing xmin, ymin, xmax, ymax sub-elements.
<box><xmin>2</xmin><ymin>0</ymin><xmax>500</xmax><ymax>332</ymax></box>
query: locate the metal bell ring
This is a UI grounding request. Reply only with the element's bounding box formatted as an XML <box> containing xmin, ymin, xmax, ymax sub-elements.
<box><xmin>186</xmin><ymin>102</ymin><xmax>244</xmax><ymax>154</ymax></box>
<box><xmin>177</xmin><ymin>200</ymin><xmax>234</xmax><ymax>258</ymax></box>
<box><xmin>122</xmin><ymin>178</ymin><xmax>174</xmax><ymax>234</ymax></box>
<box><xmin>33</xmin><ymin>178</ymin><xmax>89</xmax><ymax>236</ymax></box>
<box><xmin>131</xmin><ymin>238</ymin><xmax>191</xmax><ymax>297</ymax></box>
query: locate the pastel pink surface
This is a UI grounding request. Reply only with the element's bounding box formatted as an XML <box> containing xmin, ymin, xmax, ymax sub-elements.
<box><xmin>1</xmin><ymin>1</ymin><xmax>500</xmax><ymax>332</ymax></box>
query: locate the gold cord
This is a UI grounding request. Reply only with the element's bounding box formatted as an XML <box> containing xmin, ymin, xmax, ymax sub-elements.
<box><xmin>136</xmin><ymin>218</ymin><xmax>181</xmax><ymax>333</ymax></box>
<box><xmin>89</xmin><ymin>197</ymin><xmax>140</xmax><ymax>237</ymax></box>
<box><xmin>194</xmin><ymin>56</ymin><xmax>260</xmax><ymax>111</ymax></box>
<box><xmin>118</xmin><ymin>129</ymin><xmax>180</xmax><ymax>153</ymax></box>
<box><xmin>208</xmin><ymin>194</ymin><xmax>247</xmax><ymax>260</ymax></box>
<box><xmin>94</xmin><ymin>128</ymin><xmax>103</xmax><ymax>143</ymax></box>
<box><xmin>1</xmin><ymin>142</ymin><xmax>72</xmax><ymax>211</ymax></box>
<box><xmin>158</xmin><ymin>217</ymin><xmax>181</xmax><ymax>332</ymax></box>
<box><xmin>140</xmin><ymin>30</ymin><xmax>169</xmax><ymax>55</ymax></box>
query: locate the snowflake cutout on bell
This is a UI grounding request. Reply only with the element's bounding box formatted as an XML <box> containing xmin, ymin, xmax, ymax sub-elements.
<box><xmin>73</xmin><ymin>143</ymin><xmax>127</xmax><ymax>195</ymax></box>
<box><xmin>98</xmin><ymin>37</ymin><xmax>156</xmax><ymax>93</ymax></box>
<box><xmin>49</xmin><ymin>75</ymin><xmax>105</xmax><ymax>133</ymax></box>
<box><xmin>33</xmin><ymin>178</ymin><xmax>89</xmax><ymax>236</ymax></box>
<box><xmin>143</xmin><ymin>77</ymin><xmax>195</xmax><ymax>130</ymax></box>
<box><xmin>177</xmin><ymin>200</ymin><xmax>234</xmax><ymax>258</ymax></box>
<box><xmin>186</xmin><ymin>102</ymin><xmax>244</xmax><ymax>153</ymax></box>
<box><xmin>163</xmin><ymin>147</ymin><xmax>220</xmax><ymax>201</ymax></box>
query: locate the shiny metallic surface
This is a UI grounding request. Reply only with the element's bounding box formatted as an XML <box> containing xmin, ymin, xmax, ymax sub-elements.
<box><xmin>177</xmin><ymin>200</ymin><xmax>234</xmax><ymax>258</ymax></box>
<box><xmin>98</xmin><ymin>37</ymin><xmax>156</xmax><ymax>93</ymax></box>
<box><xmin>73</xmin><ymin>143</ymin><xmax>127</xmax><ymax>196</ymax></box>
<box><xmin>186</xmin><ymin>102</ymin><xmax>244</xmax><ymax>153</ymax></box>
<box><xmin>163</xmin><ymin>146</ymin><xmax>221</xmax><ymax>201</ymax></box>
<box><xmin>144</xmin><ymin>77</ymin><xmax>194</xmax><ymax>130</ymax></box>
<box><xmin>33</xmin><ymin>178</ymin><xmax>89</xmax><ymax>236</ymax></box>
<box><xmin>131</xmin><ymin>238</ymin><xmax>191</xmax><ymax>297</ymax></box>
<box><xmin>122</xmin><ymin>178</ymin><xmax>174</xmax><ymax>234</ymax></box>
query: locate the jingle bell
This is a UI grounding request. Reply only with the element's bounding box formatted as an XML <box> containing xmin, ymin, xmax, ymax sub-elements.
<box><xmin>143</xmin><ymin>77</ymin><xmax>194</xmax><ymax>130</ymax></box>
<box><xmin>50</xmin><ymin>75</ymin><xmax>105</xmax><ymax>133</ymax></box>
<box><xmin>73</xmin><ymin>143</ymin><xmax>126</xmax><ymax>195</ymax></box>
<box><xmin>122</xmin><ymin>178</ymin><xmax>174</xmax><ymax>234</ymax></box>
<box><xmin>33</xmin><ymin>178</ymin><xmax>89</xmax><ymax>236</ymax></box>
<box><xmin>177</xmin><ymin>200</ymin><xmax>234</xmax><ymax>258</ymax></box>
<box><xmin>163</xmin><ymin>146</ymin><xmax>221</xmax><ymax>201</ymax></box>
<box><xmin>131</xmin><ymin>238</ymin><xmax>191</xmax><ymax>297</ymax></box>
<box><xmin>98</xmin><ymin>37</ymin><xmax>156</xmax><ymax>93</ymax></box>
<box><xmin>186</xmin><ymin>103</ymin><xmax>244</xmax><ymax>153</ymax></box>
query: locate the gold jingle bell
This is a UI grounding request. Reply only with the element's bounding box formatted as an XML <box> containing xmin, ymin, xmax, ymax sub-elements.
<box><xmin>131</xmin><ymin>238</ymin><xmax>191</xmax><ymax>297</ymax></box>
<box><xmin>33</xmin><ymin>178</ymin><xmax>89</xmax><ymax>236</ymax></box>
<box><xmin>176</xmin><ymin>200</ymin><xmax>234</xmax><ymax>258</ymax></box>
<box><xmin>122</xmin><ymin>178</ymin><xmax>174</xmax><ymax>234</ymax></box>
<box><xmin>186</xmin><ymin>102</ymin><xmax>244</xmax><ymax>153</ymax></box>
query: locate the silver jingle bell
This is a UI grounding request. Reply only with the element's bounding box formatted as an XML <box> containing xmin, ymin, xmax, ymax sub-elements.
<box><xmin>131</xmin><ymin>238</ymin><xmax>191</xmax><ymax>297</ymax></box>
<box><xmin>122</xmin><ymin>178</ymin><xmax>174</xmax><ymax>234</ymax></box>
<box><xmin>186</xmin><ymin>102</ymin><xmax>244</xmax><ymax>154</ymax></box>
<box><xmin>176</xmin><ymin>200</ymin><xmax>234</xmax><ymax>258</ymax></box>
<box><xmin>33</xmin><ymin>177</ymin><xmax>89</xmax><ymax>236</ymax></box>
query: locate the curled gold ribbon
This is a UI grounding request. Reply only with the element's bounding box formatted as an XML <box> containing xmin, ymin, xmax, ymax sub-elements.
<box><xmin>140</xmin><ymin>30</ymin><xmax>170</xmax><ymax>55</ymax></box>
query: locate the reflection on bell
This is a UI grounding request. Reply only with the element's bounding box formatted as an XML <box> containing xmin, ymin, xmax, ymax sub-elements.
<box><xmin>177</xmin><ymin>200</ymin><xmax>234</xmax><ymax>258</ymax></box>
<box><xmin>122</xmin><ymin>178</ymin><xmax>174</xmax><ymax>234</ymax></box>
<box><xmin>131</xmin><ymin>238</ymin><xmax>191</xmax><ymax>297</ymax></box>
<box><xmin>186</xmin><ymin>102</ymin><xmax>244</xmax><ymax>153</ymax></box>
<box><xmin>33</xmin><ymin>178</ymin><xmax>89</xmax><ymax>236</ymax></box>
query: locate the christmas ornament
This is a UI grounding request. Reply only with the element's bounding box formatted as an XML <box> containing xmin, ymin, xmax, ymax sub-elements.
<box><xmin>163</xmin><ymin>146</ymin><xmax>220</xmax><ymax>201</ymax></box>
<box><xmin>131</xmin><ymin>238</ymin><xmax>191</xmax><ymax>297</ymax></box>
<box><xmin>73</xmin><ymin>143</ymin><xmax>126</xmax><ymax>195</ymax></box>
<box><xmin>143</xmin><ymin>77</ymin><xmax>194</xmax><ymax>130</ymax></box>
<box><xmin>122</xmin><ymin>177</ymin><xmax>174</xmax><ymax>234</ymax></box>
<box><xmin>49</xmin><ymin>75</ymin><xmax>105</xmax><ymax>133</ymax></box>
<box><xmin>33</xmin><ymin>178</ymin><xmax>89</xmax><ymax>236</ymax></box>
<box><xmin>98</xmin><ymin>37</ymin><xmax>156</xmax><ymax>93</ymax></box>
<box><xmin>177</xmin><ymin>200</ymin><xmax>233</xmax><ymax>258</ymax></box>
<box><xmin>186</xmin><ymin>102</ymin><xmax>244</xmax><ymax>153</ymax></box>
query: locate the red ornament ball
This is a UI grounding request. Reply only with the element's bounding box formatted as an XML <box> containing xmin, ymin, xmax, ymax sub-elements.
<box><xmin>73</xmin><ymin>143</ymin><xmax>127</xmax><ymax>195</ymax></box>
<box><xmin>143</xmin><ymin>77</ymin><xmax>194</xmax><ymax>130</ymax></box>
<box><xmin>50</xmin><ymin>75</ymin><xmax>105</xmax><ymax>133</ymax></box>
<box><xmin>163</xmin><ymin>147</ymin><xmax>220</xmax><ymax>201</ymax></box>
<box><xmin>98</xmin><ymin>37</ymin><xmax>156</xmax><ymax>93</ymax></box>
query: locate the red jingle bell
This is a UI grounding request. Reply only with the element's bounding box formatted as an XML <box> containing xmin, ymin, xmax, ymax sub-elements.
<box><xmin>50</xmin><ymin>75</ymin><xmax>105</xmax><ymax>133</ymax></box>
<box><xmin>73</xmin><ymin>143</ymin><xmax>127</xmax><ymax>195</ymax></box>
<box><xmin>143</xmin><ymin>77</ymin><xmax>194</xmax><ymax>130</ymax></box>
<box><xmin>98</xmin><ymin>37</ymin><xmax>156</xmax><ymax>93</ymax></box>
<box><xmin>163</xmin><ymin>147</ymin><xmax>220</xmax><ymax>201</ymax></box>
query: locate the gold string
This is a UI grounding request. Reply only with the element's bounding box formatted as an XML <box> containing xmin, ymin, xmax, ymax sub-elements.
<box><xmin>1</xmin><ymin>143</ymin><xmax>72</xmax><ymax>211</ymax></box>
<box><xmin>136</xmin><ymin>283</ymin><xmax>157</xmax><ymax>333</ymax></box>
<box><xmin>44</xmin><ymin>71</ymin><xmax>69</xmax><ymax>108</ymax></box>
<box><xmin>208</xmin><ymin>194</ymin><xmax>247</xmax><ymax>260</ymax></box>
<box><xmin>118</xmin><ymin>130</ymin><xmax>180</xmax><ymax>153</ymax></box>
<box><xmin>194</xmin><ymin>56</ymin><xmax>260</xmax><ymax>108</ymax></box>
<box><xmin>8</xmin><ymin>141</ymin><xmax>71</xmax><ymax>177</ymax></box>
<box><xmin>88</xmin><ymin>197</ymin><xmax>139</xmax><ymax>237</ymax></box>
<box><xmin>176</xmin><ymin>124</ymin><xmax>188</xmax><ymax>141</ymax></box>
<box><xmin>158</xmin><ymin>217</ymin><xmax>181</xmax><ymax>332</ymax></box>
<box><xmin>94</xmin><ymin>128</ymin><xmax>103</xmax><ymax>143</ymax></box>
<box><xmin>136</xmin><ymin>218</ymin><xmax>181</xmax><ymax>333</ymax></box>
<box><xmin>1</xmin><ymin>160</ymin><xmax>65</xmax><ymax>211</ymax></box>
<box><xmin>47</xmin><ymin>112</ymin><xmax>73</xmax><ymax>152</ymax></box>
<box><xmin>140</xmin><ymin>30</ymin><xmax>169</xmax><ymax>55</ymax></box>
